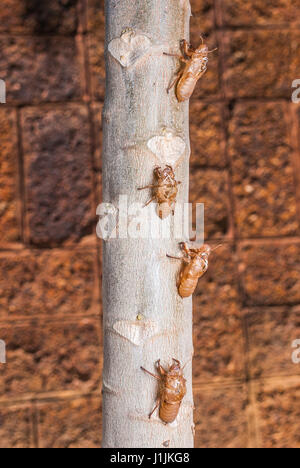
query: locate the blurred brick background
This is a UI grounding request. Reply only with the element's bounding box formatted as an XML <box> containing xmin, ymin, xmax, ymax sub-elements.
<box><xmin>0</xmin><ymin>0</ymin><xmax>299</xmax><ymax>448</ymax></box>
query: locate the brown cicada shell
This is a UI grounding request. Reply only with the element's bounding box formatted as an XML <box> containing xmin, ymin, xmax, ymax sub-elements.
<box><xmin>138</xmin><ymin>165</ymin><xmax>181</xmax><ymax>219</ymax></box>
<box><xmin>141</xmin><ymin>359</ymin><xmax>187</xmax><ymax>424</ymax></box>
<box><xmin>168</xmin><ymin>242</ymin><xmax>221</xmax><ymax>298</ymax></box>
<box><xmin>164</xmin><ymin>38</ymin><xmax>217</xmax><ymax>102</ymax></box>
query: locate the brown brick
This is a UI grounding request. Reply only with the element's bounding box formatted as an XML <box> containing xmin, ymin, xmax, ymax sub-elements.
<box><xmin>37</xmin><ymin>396</ymin><xmax>101</xmax><ymax>448</ymax></box>
<box><xmin>291</xmin><ymin>32</ymin><xmax>300</xmax><ymax>92</ymax></box>
<box><xmin>193</xmin><ymin>317</ymin><xmax>245</xmax><ymax>384</ymax></box>
<box><xmin>0</xmin><ymin>0</ymin><xmax>81</xmax><ymax>34</ymax></box>
<box><xmin>91</xmin><ymin>102</ymin><xmax>103</xmax><ymax>171</ymax></box>
<box><xmin>88</xmin><ymin>33</ymin><xmax>105</xmax><ymax>102</ymax></box>
<box><xmin>189</xmin><ymin>169</ymin><xmax>231</xmax><ymax>239</ymax></box>
<box><xmin>190</xmin><ymin>0</ymin><xmax>215</xmax><ymax>34</ymax></box>
<box><xmin>194</xmin><ymin>385</ymin><xmax>249</xmax><ymax>448</ymax></box>
<box><xmin>190</xmin><ymin>102</ymin><xmax>226</xmax><ymax>168</ymax></box>
<box><xmin>223</xmin><ymin>31</ymin><xmax>291</xmax><ymax>99</ymax></box>
<box><xmin>0</xmin><ymin>249</ymin><xmax>99</xmax><ymax>319</ymax></box>
<box><xmin>91</xmin><ymin>103</ymin><xmax>103</xmax><ymax>205</ymax></box>
<box><xmin>228</xmin><ymin>102</ymin><xmax>299</xmax><ymax>237</ymax></box>
<box><xmin>0</xmin><ymin>108</ymin><xmax>20</xmax><ymax>244</ymax></box>
<box><xmin>22</xmin><ymin>106</ymin><xmax>95</xmax><ymax>246</ymax></box>
<box><xmin>255</xmin><ymin>379</ymin><xmax>300</xmax><ymax>448</ymax></box>
<box><xmin>0</xmin><ymin>405</ymin><xmax>33</xmax><ymax>448</ymax></box>
<box><xmin>0</xmin><ymin>318</ymin><xmax>102</xmax><ymax>397</ymax></box>
<box><xmin>246</xmin><ymin>306</ymin><xmax>300</xmax><ymax>379</ymax></box>
<box><xmin>194</xmin><ymin>243</ymin><xmax>239</xmax><ymax>308</ymax></box>
<box><xmin>87</xmin><ymin>0</ymin><xmax>105</xmax><ymax>37</ymax></box>
<box><xmin>87</xmin><ymin>0</ymin><xmax>105</xmax><ymax>102</ymax></box>
<box><xmin>0</xmin><ymin>36</ymin><xmax>84</xmax><ymax>104</ymax></box>
<box><xmin>193</xmin><ymin>244</ymin><xmax>245</xmax><ymax>383</ymax></box>
<box><xmin>239</xmin><ymin>242</ymin><xmax>300</xmax><ymax>306</ymax></box>
<box><xmin>219</xmin><ymin>0</ymin><xmax>300</xmax><ymax>27</ymax></box>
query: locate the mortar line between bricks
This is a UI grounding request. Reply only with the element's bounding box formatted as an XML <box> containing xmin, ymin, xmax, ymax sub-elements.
<box><xmin>7</xmin><ymin>97</ymin><xmax>295</xmax><ymax>109</ymax></box>
<box><xmin>241</xmin><ymin>310</ymin><xmax>259</xmax><ymax>448</ymax></box>
<box><xmin>213</xmin><ymin>0</ymin><xmax>222</xmax><ymax>28</ymax></box>
<box><xmin>0</xmin><ymin>244</ymin><xmax>98</xmax><ymax>254</ymax></box>
<box><xmin>13</xmin><ymin>100</ymin><xmax>102</xmax><ymax>108</ymax></box>
<box><xmin>32</xmin><ymin>401</ymin><xmax>39</xmax><ymax>449</ymax></box>
<box><xmin>16</xmin><ymin>108</ymin><xmax>26</xmax><ymax>244</ymax></box>
<box><xmin>81</xmin><ymin>0</ymin><xmax>104</xmax><ymax>338</ymax></box>
<box><xmin>1</xmin><ymin>25</ymin><xmax>299</xmax><ymax>39</ymax></box>
<box><xmin>194</xmin><ymin>373</ymin><xmax>300</xmax><ymax>392</ymax></box>
<box><xmin>1</xmin><ymin>303</ymin><xmax>298</xmax><ymax>325</ymax></box>
<box><xmin>1</xmin><ymin>235</ymin><xmax>300</xmax><ymax>254</ymax></box>
<box><xmin>0</xmin><ymin>313</ymin><xmax>102</xmax><ymax>324</ymax></box>
<box><xmin>244</xmin><ymin>301</ymin><xmax>300</xmax><ymax>308</ymax></box>
<box><xmin>1</xmin><ymin>374</ymin><xmax>298</xmax><ymax>408</ymax></box>
<box><xmin>193</xmin><ymin>377</ymin><xmax>247</xmax><ymax>390</ymax></box>
<box><xmin>247</xmin><ymin>380</ymin><xmax>261</xmax><ymax>448</ymax></box>
<box><xmin>215</xmin><ymin>25</ymin><xmax>300</xmax><ymax>32</ymax></box>
<box><xmin>78</xmin><ymin>0</ymin><xmax>88</xmax><ymax>35</ymax></box>
<box><xmin>0</xmin><ymin>390</ymin><xmax>102</xmax><ymax>407</ymax></box>
<box><xmin>81</xmin><ymin>29</ymin><xmax>101</xmax><ymax>250</ymax></box>
<box><xmin>288</xmin><ymin>104</ymin><xmax>300</xmax><ymax>225</ymax></box>
<box><xmin>236</xmin><ymin>236</ymin><xmax>300</xmax><ymax>244</ymax></box>
<box><xmin>244</xmin><ymin>304</ymin><xmax>300</xmax><ymax>312</ymax></box>
<box><xmin>0</xmin><ymin>32</ymin><xmax>90</xmax><ymax>39</ymax></box>
<box><xmin>81</xmin><ymin>0</ymin><xmax>89</xmax><ymax>34</ymax></box>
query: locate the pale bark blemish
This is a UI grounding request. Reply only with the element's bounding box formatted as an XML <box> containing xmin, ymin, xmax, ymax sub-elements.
<box><xmin>147</xmin><ymin>128</ymin><xmax>186</xmax><ymax>168</ymax></box>
<box><xmin>112</xmin><ymin>319</ymin><xmax>160</xmax><ymax>346</ymax></box>
<box><xmin>129</xmin><ymin>412</ymin><xmax>160</xmax><ymax>425</ymax></box>
<box><xmin>108</xmin><ymin>28</ymin><xmax>152</xmax><ymax>68</ymax></box>
<box><xmin>102</xmin><ymin>381</ymin><xmax>121</xmax><ymax>396</ymax></box>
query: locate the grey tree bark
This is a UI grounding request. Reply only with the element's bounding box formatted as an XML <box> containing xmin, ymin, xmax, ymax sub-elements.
<box><xmin>102</xmin><ymin>0</ymin><xmax>194</xmax><ymax>448</ymax></box>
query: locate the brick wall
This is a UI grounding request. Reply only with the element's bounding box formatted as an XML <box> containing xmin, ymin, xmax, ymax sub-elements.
<box><xmin>0</xmin><ymin>0</ymin><xmax>299</xmax><ymax>448</ymax></box>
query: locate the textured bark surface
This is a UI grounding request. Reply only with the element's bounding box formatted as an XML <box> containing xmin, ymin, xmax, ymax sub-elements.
<box><xmin>102</xmin><ymin>0</ymin><xmax>193</xmax><ymax>448</ymax></box>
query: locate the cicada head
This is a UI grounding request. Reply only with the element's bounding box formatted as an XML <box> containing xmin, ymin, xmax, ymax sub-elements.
<box><xmin>162</xmin><ymin>165</ymin><xmax>175</xmax><ymax>178</ymax></box>
<box><xmin>168</xmin><ymin>358</ymin><xmax>182</xmax><ymax>375</ymax></box>
<box><xmin>199</xmin><ymin>243</ymin><xmax>222</xmax><ymax>260</ymax></box>
<box><xmin>195</xmin><ymin>44</ymin><xmax>208</xmax><ymax>56</ymax></box>
<box><xmin>199</xmin><ymin>243</ymin><xmax>211</xmax><ymax>258</ymax></box>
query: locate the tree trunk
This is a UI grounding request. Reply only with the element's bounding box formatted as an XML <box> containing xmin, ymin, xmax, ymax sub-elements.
<box><xmin>102</xmin><ymin>0</ymin><xmax>193</xmax><ymax>448</ymax></box>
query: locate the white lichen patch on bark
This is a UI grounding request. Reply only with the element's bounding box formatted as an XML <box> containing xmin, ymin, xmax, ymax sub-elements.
<box><xmin>147</xmin><ymin>128</ymin><xmax>186</xmax><ymax>168</ymax></box>
<box><xmin>108</xmin><ymin>28</ymin><xmax>152</xmax><ymax>68</ymax></box>
<box><xmin>112</xmin><ymin>319</ymin><xmax>160</xmax><ymax>346</ymax></box>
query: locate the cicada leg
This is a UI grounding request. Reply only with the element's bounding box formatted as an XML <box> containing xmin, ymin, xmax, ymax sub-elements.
<box><xmin>180</xmin><ymin>39</ymin><xmax>195</xmax><ymax>58</ymax></box>
<box><xmin>167</xmin><ymin>72</ymin><xmax>183</xmax><ymax>94</ymax></box>
<box><xmin>149</xmin><ymin>400</ymin><xmax>160</xmax><ymax>420</ymax></box>
<box><xmin>141</xmin><ymin>366</ymin><xmax>160</xmax><ymax>381</ymax></box>
<box><xmin>144</xmin><ymin>196</ymin><xmax>156</xmax><ymax>207</ymax></box>
<box><xmin>138</xmin><ymin>185</ymin><xmax>159</xmax><ymax>190</ymax></box>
